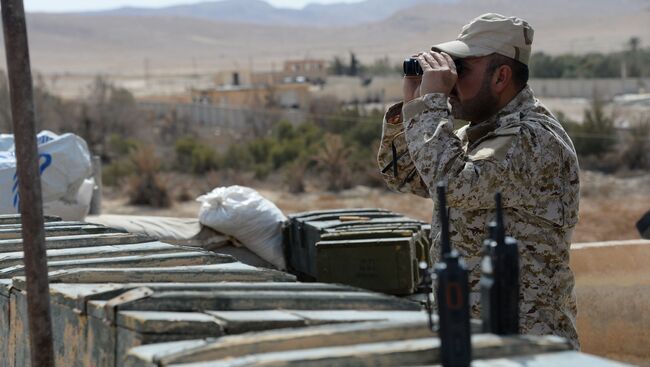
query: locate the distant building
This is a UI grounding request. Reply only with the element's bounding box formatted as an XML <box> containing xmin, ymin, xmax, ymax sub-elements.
<box><xmin>191</xmin><ymin>82</ymin><xmax>311</xmax><ymax>110</ymax></box>
<box><xmin>281</xmin><ymin>59</ymin><xmax>327</xmax><ymax>83</ymax></box>
<box><xmin>191</xmin><ymin>59</ymin><xmax>327</xmax><ymax>109</ymax></box>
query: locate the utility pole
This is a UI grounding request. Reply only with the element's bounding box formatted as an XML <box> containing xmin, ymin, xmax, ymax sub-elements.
<box><xmin>1</xmin><ymin>0</ymin><xmax>55</xmax><ymax>366</ymax></box>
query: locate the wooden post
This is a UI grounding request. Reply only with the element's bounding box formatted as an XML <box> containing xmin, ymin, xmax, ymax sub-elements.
<box><xmin>1</xmin><ymin>0</ymin><xmax>55</xmax><ymax>365</ymax></box>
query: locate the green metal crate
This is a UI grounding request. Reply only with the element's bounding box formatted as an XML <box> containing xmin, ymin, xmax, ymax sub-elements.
<box><xmin>316</xmin><ymin>236</ymin><xmax>420</xmax><ymax>294</ymax></box>
<box><xmin>283</xmin><ymin>209</ymin><xmax>430</xmax><ymax>294</ymax></box>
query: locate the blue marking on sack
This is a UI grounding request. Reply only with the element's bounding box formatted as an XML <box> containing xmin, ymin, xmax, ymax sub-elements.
<box><xmin>11</xmin><ymin>153</ymin><xmax>53</xmax><ymax>210</ymax></box>
<box><xmin>37</xmin><ymin>135</ymin><xmax>54</xmax><ymax>145</ymax></box>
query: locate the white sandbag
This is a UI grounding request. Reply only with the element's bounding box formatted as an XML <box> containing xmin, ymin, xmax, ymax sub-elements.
<box><xmin>197</xmin><ymin>185</ymin><xmax>286</xmax><ymax>269</ymax></box>
<box><xmin>0</xmin><ymin>130</ymin><xmax>93</xmax><ymax>219</ymax></box>
<box><xmin>43</xmin><ymin>178</ymin><xmax>95</xmax><ymax>221</ymax></box>
<box><xmin>0</xmin><ymin>134</ymin><xmax>13</xmax><ymax>151</ymax></box>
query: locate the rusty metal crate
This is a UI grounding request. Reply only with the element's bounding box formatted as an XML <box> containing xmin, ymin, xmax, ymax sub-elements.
<box><xmin>0</xmin><ymin>214</ymin><xmax>62</xmax><ymax>225</ymax></box>
<box><xmin>0</xmin><ymin>223</ymin><xmax>124</xmax><ymax>240</ymax></box>
<box><xmin>7</xmin><ymin>274</ymin><xmax>418</xmax><ymax>367</ymax></box>
<box><xmin>0</xmin><ymin>226</ymin><xmax>247</xmax><ymax>367</ymax></box>
<box><xmin>123</xmin><ymin>324</ymin><xmax>594</xmax><ymax>367</ymax></box>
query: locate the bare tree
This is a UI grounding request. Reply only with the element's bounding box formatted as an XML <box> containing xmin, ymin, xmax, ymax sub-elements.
<box><xmin>314</xmin><ymin>133</ymin><xmax>352</xmax><ymax>192</ymax></box>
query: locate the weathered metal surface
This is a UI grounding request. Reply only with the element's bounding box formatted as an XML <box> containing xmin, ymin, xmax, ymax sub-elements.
<box><xmin>0</xmin><ymin>232</ymin><xmax>154</xmax><ymax>252</ymax></box>
<box><xmin>171</xmin><ymin>334</ymin><xmax>571</xmax><ymax>367</ymax></box>
<box><xmin>0</xmin><ymin>220</ymin><xmax>87</xmax><ymax>230</ymax></box>
<box><xmin>44</xmin><ymin>262</ymin><xmax>296</xmax><ymax>284</ymax></box>
<box><xmin>0</xmin><ymin>217</ymin><xmax>632</xmax><ymax>367</ymax></box>
<box><xmin>0</xmin><ymin>214</ymin><xmax>61</xmax><ymax>225</ymax></box>
<box><xmin>97</xmin><ymin>290</ymin><xmax>420</xmax><ymax>315</ymax></box>
<box><xmin>0</xmin><ymin>251</ymin><xmax>234</xmax><ymax>278</ymax></box>
<box><xmin>0</xmin><ymin>224</ymin><xmax>124</xmax><ymax>239</ymax></box>
<box><xmin>13</xmin><ymin>282</ymin><xmax>360</xmax><ymax>298</ymax></box>
<box><xmin>127</xmin><ymin>320</ymin><xmax>437</xmax><ymax>365</ymax></box>
<box><xmin>6</xmin><ymin>264</ymin><xmax>295</xmax><ymax>366</ymax></box>
<box><xmin>9</xmin><ymin>268</ymin><xmax>419</xmax><ymax>366</ymax></box>
<box><xmin>0</xmin><ymin>242</ymin><xmax>193</xmax><ymax>268</ymax></box>
<box><xmin>126</xmin><ymin>333</ymin><xmax>572</xmax><ymax>367</ymax></box>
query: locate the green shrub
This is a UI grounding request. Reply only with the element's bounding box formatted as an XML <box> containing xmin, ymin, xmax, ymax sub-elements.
<box><xmin>127</xmin><ymin>145</ymin><xmax>170</xmax><ymax>208</ymax></box>
<box><xmin>573</xmin><ymin>95</ymin><xmax>617</xmax><ymax>157</ymax></box>
<box><xmin>103</xmin><ymin>158</ymin><xmax>134</xmax><ymax>187</ymax></box>
<box><xmin>174</xmin><ymin>136</ymin><xmax>219</xmax><ymax>174</ymax></box>
<box><xmin>107</xmin><ymin>134</ymin><xmax>139</xmax><ymax>158</ymax></box>
<box><xmin>620</xmin><ymin>119</ymin><xmax>650</xmax><ymax>170</ymax></box>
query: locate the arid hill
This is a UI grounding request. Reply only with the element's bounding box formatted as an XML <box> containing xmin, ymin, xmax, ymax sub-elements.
<box><xmin>0</xmin><ymin>0</ymin><xmax>646</xmax><ymax>74</ymax></box>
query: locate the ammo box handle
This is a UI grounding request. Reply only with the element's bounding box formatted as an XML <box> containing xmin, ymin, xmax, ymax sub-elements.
<box><xmin>338</xmin><ymin>216</ymin><xmax>370</xmax><ymax>222</ymax></box>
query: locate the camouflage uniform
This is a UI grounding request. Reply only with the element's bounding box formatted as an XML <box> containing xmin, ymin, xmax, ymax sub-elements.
<box><xmin>377</xmin><ymin>86</ymin><xmax>580</xmax><ymax>348</ymax></box>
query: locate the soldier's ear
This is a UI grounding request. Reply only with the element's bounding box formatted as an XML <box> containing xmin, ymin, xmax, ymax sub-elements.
<box><xmin>492</xmin><ymin>65</ymin><xmax>512</xmax><ymax>93</ymax></box>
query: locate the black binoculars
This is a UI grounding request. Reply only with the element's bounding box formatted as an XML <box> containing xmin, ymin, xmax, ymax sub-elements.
<box><xmin>403</xmin><ymin>58</ymin><xmax>423</xmax><ymax>76</ymax></box>
<box><xmin>403</xmin><ymin>57</ymin><xmax>462</xmax><ymax>76</ymax></box>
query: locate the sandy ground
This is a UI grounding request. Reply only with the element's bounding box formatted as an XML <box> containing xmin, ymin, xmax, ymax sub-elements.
<box><xmin>101</xmin><ymin>170</ymin><xmax>650</xmax><ymax>243</ymax></box>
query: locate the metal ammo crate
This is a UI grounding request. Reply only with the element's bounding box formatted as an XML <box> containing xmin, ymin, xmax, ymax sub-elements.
<box><xmin>283</xmin><ymin>208</ymin><xmax>398</xmax><ymax>277</ymax></box>
<box><xmin>124</xmin><ymin>324</ymin><xmax>598</xmax><ymax>367</ymax></box>
<box><xmin>283</xmin><ymin>209</ymin><xmax>431</xmax><ymax>294</ymax></box>
<box><xmin>0</xmin><ymin>215</ymin><xmax>424</xmax><ymax>367</ymax></box>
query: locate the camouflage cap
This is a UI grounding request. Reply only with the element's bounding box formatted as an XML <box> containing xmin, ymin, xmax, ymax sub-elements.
<box><xmin>432</xmin><ymin>13</ymin><xmax>534</xmax><ymax>65</ymax></box>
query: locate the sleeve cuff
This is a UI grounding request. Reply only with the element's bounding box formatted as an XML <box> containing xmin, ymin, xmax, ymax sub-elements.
<box><xmin>402</xmin><ymin>93</ymin><xmax>449</xmax><ymax>122</ymax></box>
<box><xmin>385</xmin><ymin>102</ymin><xmax>404</xmax><ymax>125</ymax></box>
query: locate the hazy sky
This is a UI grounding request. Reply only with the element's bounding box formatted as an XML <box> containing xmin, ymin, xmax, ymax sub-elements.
<box><xmin>24</xmin><ymin>0</ymin><xmax>364</xmax><ymax>12</ymax></box>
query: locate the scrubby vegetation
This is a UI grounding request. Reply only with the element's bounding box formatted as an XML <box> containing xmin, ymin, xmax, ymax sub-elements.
<box><xmin>1</xmin><ymin>43</ymin><xmax>649</xmax><ymax>206</ymax></box>
<box><xmin>529</xmin><ymin>39</ymin><xmax>648</xmax><ymax>79</ymax></box>
<box><xmin>350</xmin><ymin>38</ymin><xmax>649</xmax><ymax>79</ymax></box>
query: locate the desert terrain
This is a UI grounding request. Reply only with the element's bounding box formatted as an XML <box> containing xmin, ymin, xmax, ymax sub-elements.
<box><xmin>102</xmin><ymin>169</ymin><xmax>650</xmax><ymax>244</ymax></box>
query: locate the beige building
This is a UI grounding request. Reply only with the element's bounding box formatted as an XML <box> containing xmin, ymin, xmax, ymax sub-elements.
<box><xmin>191</xmin><ymin>82</ymin><xmax>311</xmax><ymax>110</ymax></box>
<box><xmin>281</xmin><ymin>59</ymin><xmax>327</xmax><ymax>82</ymax></box>
<box><xmin>194</xmin><ymin>59</ymin><xmax>327</xmax><ymax>109</ymax></box>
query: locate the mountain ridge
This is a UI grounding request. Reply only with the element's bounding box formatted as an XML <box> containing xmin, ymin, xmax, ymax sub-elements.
<box><xmin>75</xmin><ymin>0</ymin><xmax>445</xmax><ymax>27</ymax></box>
<box><xmin>1</xmin><ymin>0</ymin><xmax>645</xmax><ymax>74</ymax></box>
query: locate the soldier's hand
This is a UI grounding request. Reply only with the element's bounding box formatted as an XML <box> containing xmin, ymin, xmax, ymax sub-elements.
<box><xmin>403</xmin><ymin>53</ymin><xmax>422</xmax><ymax>103</ymax></box>
<box><xmin>417</xmin><ymin>51</ymin><xmax>457</xmax><ymax>96</ymax></box>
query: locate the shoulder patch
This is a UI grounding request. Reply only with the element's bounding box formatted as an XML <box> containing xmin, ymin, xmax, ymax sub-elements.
<box><xmin>494</xmin><ymin>125</ymin><xmax>521</xmax><ymax>136</ymax></box>
<box><xmin>468</xmin><ymin>134</ymin><xmax>517</xmax><ymax>161</ymax></box>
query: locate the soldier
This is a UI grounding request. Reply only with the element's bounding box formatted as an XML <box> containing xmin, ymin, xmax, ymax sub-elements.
<box><xmin>377</xmin><ymin>13</ymin><xmax>580</xmax><ymax>348</ymax></box>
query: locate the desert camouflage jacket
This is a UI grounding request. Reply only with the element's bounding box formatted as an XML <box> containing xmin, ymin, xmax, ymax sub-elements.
<box><xmin>377</xmin><ymin>86</ymin><xmax>580</xmax><ymax>348</ymax></box>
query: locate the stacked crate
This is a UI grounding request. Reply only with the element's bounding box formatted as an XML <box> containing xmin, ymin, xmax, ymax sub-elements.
<box><xmin>0</xmin><ymin>214</ymin><xmax>422</xmax><ymax>367</ymax></box>
<box><xmin>283</xmin><ymin>208</ymin><xmax>431</xmax><ymax>294</ymax></box>
<box><xmin>0</xmin><ymin>214</ymin><xmax>631</xmax><ymax>367</ymax></box>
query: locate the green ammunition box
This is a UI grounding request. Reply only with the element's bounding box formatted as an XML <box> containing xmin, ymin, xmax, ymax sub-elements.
<box><xmin>316</xmin><ymin>236</ymin><xmax>420</xmax><ymax>294</ymax></box>
<box><xmin>283</xmin><ymin>209</ymin><xmax>402</xmax><ymax>278</ymax></box>
<box><xmin>283</xmin><ymin>208</ymin><xmax>431</xmax><ymax>295</ymax></box>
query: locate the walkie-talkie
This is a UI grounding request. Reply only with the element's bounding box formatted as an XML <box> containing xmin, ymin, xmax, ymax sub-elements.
<box><xmin>480</xmin><ymin>221</ymin><xmax>498</xmax><ymax>333</ymax></box>
<box><xmin>480</xmin><ymin>192</ymin><xmax>520</xmax><ymax>334</ymax></box>
<box><xmin>434</xmin><ymin>182</ymin><xmax>471</xmax><ymax>367</ymax></box>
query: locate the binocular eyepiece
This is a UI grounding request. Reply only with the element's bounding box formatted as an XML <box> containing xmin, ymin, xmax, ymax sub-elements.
<box><xmin>403</xmin><ymin>56</ymin><xmax>462</xmax><ymax>76</ymax></box>
<box><xmin>403</xmin><ymin>58</ymin><xmax>423</xmax><ymax>76</ymax></box>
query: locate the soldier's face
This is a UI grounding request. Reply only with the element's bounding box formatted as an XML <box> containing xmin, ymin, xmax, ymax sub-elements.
<box><xmin>449</xmin><ymin>56</ymin><xmax>499</xmax><ymax>123</ymax></box>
